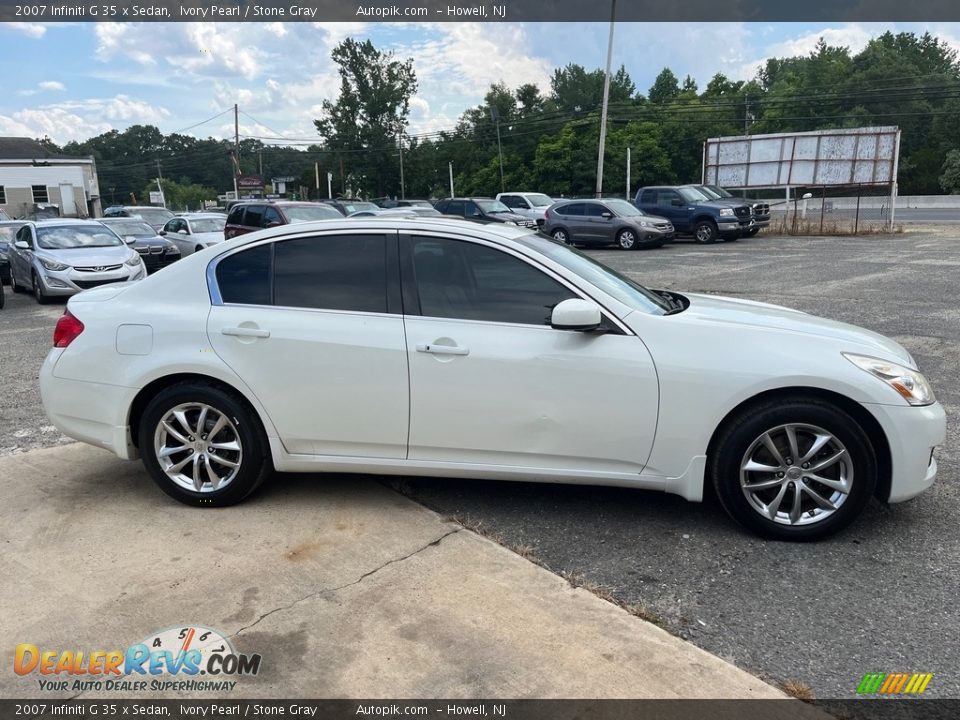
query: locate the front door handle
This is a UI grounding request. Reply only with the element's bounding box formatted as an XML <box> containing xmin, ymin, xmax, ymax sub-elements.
<box><xmin>416</xmin><ymin>343</ymin><xmax>469</xmax><ymax>356</ymax></box>
<box><xmin>222</xmin><ymin>326</ymin><xmax>270</xmax><ymax>339</ymax></box>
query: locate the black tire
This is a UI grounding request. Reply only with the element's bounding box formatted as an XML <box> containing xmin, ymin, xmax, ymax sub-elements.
<box><xmin>0</xmin><ymin>281</ymin><xmax>4</xmax><ymax>309</ymax></box>
<box><xmin>138</xmin><ymin>382</ymin><xmax>272</xmax><ymax>507</ymax></box>
<box><xmin>694</xmin><ymin>220</ymin><xmax>718</xmax><ymax>243</ymax></box>
<box><xmin>616</xmin><ymin>228</ymin><xmax>639</xmax><ymax>250</ymax></box>
<box><xmin>709</xmin><ymin>397</ymin><xmax>876</xmax><ymax>541</ymax></box>
<box><xmin>745</xmin><ymin>228</ymin><xmax>760</xmax><ymax>237</ymax></box>
<box><xmin>32</xmin><ymin>272</ymin><xmax>50</xmax><ymax>305</ymax></box>
<box><xmin>551</xmin><ymin>228</ymin><xmax>571</xmax><ymax>244</ymax></box>
<box><xmin>11</xmin><ymin>265</ymin><xmax>26</xmax><ymax>293</ymax></box>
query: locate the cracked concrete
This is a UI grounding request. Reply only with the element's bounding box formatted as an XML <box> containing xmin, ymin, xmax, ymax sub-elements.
<box><xmin>1</xmin><ymin>444</ymin><xmax>805</xmax><ymax>702</ymax></box>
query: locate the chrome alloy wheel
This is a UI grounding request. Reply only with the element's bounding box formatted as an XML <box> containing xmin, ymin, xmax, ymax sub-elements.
<box><xmin>618</xmin><ymin>230</ymin><xmax>637</xmax><ymax>249</ymax></box>
<box><xmin>739</xmin><ymin>423</ymin><xmax>853</xmax><ymax>526</ymax></box>
<box><xmin>153</xmin><ymin>403</ymin><xmax>243</xmax><ymax>492</ymax></box>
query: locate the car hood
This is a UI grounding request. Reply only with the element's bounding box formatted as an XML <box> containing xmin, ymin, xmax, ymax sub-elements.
<box><xmin>488</xmin><ymin>211</ymin><xmax>532</xmax><ymax>223</ymax></box>
<box><xmin>634</xmin><ymin>213</ymin><xmax>671</xmax><ymax>224</ymax></box>
<box><xmin>130</xmin><ymin>236</ymin><xmax>170</xmax><ymax>250</ymax></box>
<box><xmin>677</xmin><ymin>292</ymin><xmax>914</xmax><ymax>366</ymax></box>
<box><xmin>41</xmin><ymin>246</ymin><xmax>134</xmax><ymax>265</ymax></box>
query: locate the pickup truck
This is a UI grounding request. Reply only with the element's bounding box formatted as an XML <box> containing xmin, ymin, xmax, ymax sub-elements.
<box><xmin>634</xmin><ymin>185</ymin><xmax>752</xmax><ymax>242</ymax></box>
<box><xmin>690</xmin><ymin>184</ymin><xmax>770</xmax><ymax>236</ymax></box>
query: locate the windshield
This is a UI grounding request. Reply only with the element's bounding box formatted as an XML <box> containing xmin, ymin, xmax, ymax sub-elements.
<box><xmin>129</xmin><ymin>208</ymin><xmax>175</xmax><ymax>224</ymax></box>
<box><xmin>604</xmin><ymin>199</ymin><xmax>645</xmax><ymax>217</ymax></box>
<box><xmin>283</xmin><ymin>205</ymin><xmax>342</xmax><ymax>223</ymax></box>
<box><xmin>526</xmin><ymin>194</ymin><xmax>554</xmax><ymax>207</ymax></box>
<box><xmin>190</xmin><ymin>218</ymin><xmax>226</xmax><ymax>233</ymax></box>
<box><xmin>102</xmin><ymin>221</ymin><xmax>155</xmax><ymax>236</ymax></box>
<box><xmin>38</xmin><ymin>225</ymin><xmax>124</xmax><ymax>249</ymax></box>
<box><xmin>704</xmin><ymin>185</ymin><xmax>733</xmax><ymax>198</ymax></box>
<box><xmin>476</xmin><ymin>199</ymin><xmax>511</xmax><ymax>213</ymax></box>
<box><xmin>678</xmin><ymin>187</ymin><xmax>711</xmax><ymax>202</ymax></box>
<box><xmin>518</xmin><ymin>234</ymin><xmax>671</xmax><ymax>315</ymax></box>
<box><xmin>340</xmin><ymin>202</ymin><xmax>378</xmax><ymax>213</ymax></box>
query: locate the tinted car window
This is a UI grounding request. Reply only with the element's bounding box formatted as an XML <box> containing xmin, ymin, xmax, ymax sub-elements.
<box><xmin>411</xmin><ymin>237</ymin><xmax>575</xmax><ymax>326</ymax></box>
<box><xmin>226</xmin><ymin>206</ymin><xmax>245</xmax><ymax>225</ymax></box>
<box><xmin>244</xmin><ymin>205</ymin><xmax>265</xmax><ymax>228</ymax></box>
<box><xmin>216</xmin><ymin>244</ymin><xmax>272</xmax><ymax>305</ymax></box>
<box><xmin>443</xmin><ymin>200</ymin><xmax>465</xmax><ymax>216</ymax></box>
<box><xmin>274</xmin><ymin>235</ymin><xmax>387</xmax><ymax>314</ymax></box>
<box><xmin>558</xmin><ymin>203</ymin><xmax>585</xmax><ymax>216</ymax></box>
<box><xmin>584</xmin><ymin>204</ymin><xmax>607</xmax><ymax>217</ymax></box>
<box><xmin>263</xmin><ymin>207</ymin><xmax>282</xmax><ymax>226</ymax></box>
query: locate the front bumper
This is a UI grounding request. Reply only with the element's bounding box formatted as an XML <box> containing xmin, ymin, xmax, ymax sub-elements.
<box><xmin>35</xmin><ymin>263</ymin><xmax>145</xmax><ymax>297</ymax></box>
<box><xmin>863</xmin><ymin>401</ymin><xmax>947</xmax><ymax>503</ymax></box>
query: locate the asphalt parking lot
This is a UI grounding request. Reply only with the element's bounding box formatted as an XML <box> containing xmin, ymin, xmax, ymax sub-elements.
<box><xmin>1</xmin><ymin>226</ymin><xmax>958</xmax><ymax>700</ymax></box>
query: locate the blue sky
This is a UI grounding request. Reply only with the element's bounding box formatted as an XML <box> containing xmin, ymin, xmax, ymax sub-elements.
<box><xmin>1</xmin><ymin>21</ymin><xmax>958</xmax><ymax>146</ymax></box>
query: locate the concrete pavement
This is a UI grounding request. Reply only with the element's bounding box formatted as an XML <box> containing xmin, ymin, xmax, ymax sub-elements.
<box><xmin>0</xmin><ymin>444</ymin><xmax>816</xmax><ymax>705</ymax></box>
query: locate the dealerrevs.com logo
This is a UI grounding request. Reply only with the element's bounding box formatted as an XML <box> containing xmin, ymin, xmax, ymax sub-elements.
<box><xmin>14</xmin><ymin>625</ymin><xmax>261</xmax><ymax>693</ymax></box>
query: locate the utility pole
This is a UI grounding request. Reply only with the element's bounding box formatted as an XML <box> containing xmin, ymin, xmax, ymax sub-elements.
<box><xmin>398</xmin><ymin>133</ymin><xmax>406</xmax><ymax>199</ymax></box>
<box><xmin>448</xmin><ymin>162</ymin><xmax>454</xmax><ymax>198</ymax></box>
<box><xmin>491</xmin><ymin>107</ymin><xmax>505</xmax><ymax>193</ymax></box>
<box><xmin>595</xmin><ymin>0</ymin><xmax>616</xmax><ymax>198</ymax></box>
<box><xmin>258</xmin><ymin>150</ymin><xmax>263</xmax><ymax>178</ymax></box>
<box><xmin>314</xmin><ymin>162</ymin><xmax>320</xmax><ymax>200</ymax></box>
<box><xmin>626</xmin><ymin>147</ymin><xmax>631</xmax><ymax>200</ymax></box>
<box><xmin>233</xmin><ymin>103</ymin><xmax>240</xmax><ymax>199</ymax></box>
<box><xmin>155</xmin><ymin>159</ymin><xmax>166</xmax><ymax>208</ymax></box>
<box><xmin>744</xmin><ymin>96</ymin><xmax>754</xmax><ymax>134</ymax></box>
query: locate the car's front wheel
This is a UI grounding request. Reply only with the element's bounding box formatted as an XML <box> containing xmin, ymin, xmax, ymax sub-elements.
<box><xmin>694</xmin><ymin>220</ymin><xmax>718</xmax><ymax>243</ymax></box>
<box><xmin>617</xmin><ymin>229</ymin><xmax>639</xmax><ymax>250</ymax></box>
<box><xmin>32</xmin><ymin>272</ymin><xmax>50</xmax><ymax>304</ymax></box>
<box><xmin>139</xmin><ymin>382</ymin><xmax>272</xmax><ymax>506</ymax></box>
<box><xmin>710</xmin><ymin>397</ymin><xmax>876</xmax><ymax>541</ymax></box>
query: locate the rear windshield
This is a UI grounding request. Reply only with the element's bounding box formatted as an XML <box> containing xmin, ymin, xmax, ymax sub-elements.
<box><xmin>190</xmin><ymin>218</ymin><xmax>226</xmax><ymax>233</ymax></box>
<box><xmin>283</xmin><ymin>205</ymin><xmax>342</xmax><ymax>223</ymax></box>
<box><xmin>128</xmin><ymin>208</ymin><xmax>175</xmax><ymax>224</ymax></box>
<box><xmin>102</xmin><ymin>221</ymin><xmax>155</xmax><ymax>236</ymax></box>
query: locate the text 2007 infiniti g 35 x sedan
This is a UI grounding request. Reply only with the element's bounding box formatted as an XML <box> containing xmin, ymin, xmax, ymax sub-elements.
<box><xmin>39</xmin><ymin>219</ymin><xmax>946</xmax><ymax>540</ymax></box>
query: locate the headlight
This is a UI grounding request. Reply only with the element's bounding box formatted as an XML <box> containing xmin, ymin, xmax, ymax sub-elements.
<box><xmin>638</xmin><ymin>221</ymin><xmax>650</xmax><ymax>228</ymax></box>
<box><xmin>844</xmin><ymin>353</ymin><xmax>935</xmax><ymax>406</ymax></box>
<box><xmin>125</xmin><ymin>254</ymin><xmax>142</xmax><ymax>267</ymax></box>
<box><xmin>40</xmin><ymin>258</ymin><xmax>70</xmax><ymax>272</ymax></box>
<box><xmin>719</xmin><ymin>208</ymin><xmax>735</xmax><ymax>217</ymax></box>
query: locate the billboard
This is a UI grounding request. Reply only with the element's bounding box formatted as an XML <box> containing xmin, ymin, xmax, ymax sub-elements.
<box><xmin>703</xmin><ymin>127</ymin><xmax>901</xmax><ymax>190</ymax></box>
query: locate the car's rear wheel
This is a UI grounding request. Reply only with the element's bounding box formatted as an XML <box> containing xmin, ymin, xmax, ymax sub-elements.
<box><xmin>694</xmin><ymin>220</ymin><xmax>718</xmax><ymax>243</ymax></box>
<box><xmin>32</xmin><ymin>272</ymin><xmax>50</xmax><ymax>304</ymax></box>
<box><xmin>617</xmin><ymin>229</ymin><xmax>638</xmax><ymax>250</ymax></box>
<box><xmin>139</xmin><ymin>382</ymin><xmax>272</xmax><ymax>507</ymax></box>
<box><xmin>710</xmin><ymin>397</ymin><xmax>876</xmax><ymax>541</ymax></box>
<box><xmin>551</xmin><ymin>228</ymin><xmax>570</xmax><ymax>244</ymax></box>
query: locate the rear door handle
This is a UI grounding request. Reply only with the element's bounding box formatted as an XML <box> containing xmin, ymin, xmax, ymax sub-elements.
<box><xmin>222</xmin><ymin>327</ymin><xmax>270</xmax><ymax>339</ymax></box>
<box><xmin>416</xmin><ymin>343</ymin><xmax>469</xmax><ymax>356</ymax></box>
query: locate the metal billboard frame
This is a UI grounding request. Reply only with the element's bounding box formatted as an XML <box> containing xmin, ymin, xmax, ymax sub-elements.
<box><xmin>703</xmin><ymin>127</ymin><xmax>901</xmax><ymax>228</ymax></box>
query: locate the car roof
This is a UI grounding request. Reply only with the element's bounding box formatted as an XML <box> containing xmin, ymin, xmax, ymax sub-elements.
<box><xmin>33</xmin><ymin>218</ymin><xmax>100</xmax><ymax>226</ymax></box>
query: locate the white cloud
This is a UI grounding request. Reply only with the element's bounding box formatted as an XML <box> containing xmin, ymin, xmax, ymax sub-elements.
<box><xmin>0</xmin><ymin>96</ymin><xmax>171</xmax><ymax>144</ymax></box>
<box><xmin>0</xmin><ymin>21</ymin><xmax>46</xmax><ymax>38</ymax></box>
<box><xmin>38</xmin><ymin>80</ymin><xmax>66</xmax><ymax>91</ymax></box>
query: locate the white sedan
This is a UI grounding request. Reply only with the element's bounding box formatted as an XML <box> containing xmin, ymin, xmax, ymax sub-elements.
<box><xmin>39</xmin><ymin>219</ymin><xmax>945</xmax><ymax>540</ymax></box>
<box><xmin>160</xmin><ymin>214</ymin><xmax>227</xmax><ymax>256</ymax></box>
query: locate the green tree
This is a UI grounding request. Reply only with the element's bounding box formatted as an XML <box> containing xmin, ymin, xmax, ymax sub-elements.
<box><xmin>648</xmin><ymin>68</ymin><xmax>680</xmax><ymax>105</ymax></box>
<box><xmin>940</xmin><ymin>150</ymin><xmax>960</xmax><ymax>193</ymax></box>
<box><xmin>314</xmin><ymin>38</ymin><xmax>417</xmax><ymax>198</ymax></box>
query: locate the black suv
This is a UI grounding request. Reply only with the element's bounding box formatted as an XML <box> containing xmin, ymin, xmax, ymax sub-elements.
<box><xmin>224</xmin><ymin>201</ymin><xmax>342</xmax><ymax>239</ymax></box>
<box><xmin>433</xmin><ymin>198</ymin><xmax>537</xmax><ymax>228</ymax></box>
<box><xmin>634</xmin><ymin>186</ymin><xmax>752</xmax><ymax>242</ymax></box>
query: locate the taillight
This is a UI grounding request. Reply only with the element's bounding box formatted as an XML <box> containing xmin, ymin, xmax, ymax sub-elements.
<box><xmin>53</xmin><ymin>310</ymin><xmax>84</xmax><ymax>348</ymax></box>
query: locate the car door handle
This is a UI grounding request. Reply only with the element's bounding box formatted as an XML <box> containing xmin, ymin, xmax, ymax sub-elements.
<box><xmin>416</xmin><ymin>343</ymin><xmax>469</xmax><ymax>356</ymax></box>
<box><xmin>222</xmin><ymin>327</ymin><xmax>270</xmax><ymax>339</ymax></box>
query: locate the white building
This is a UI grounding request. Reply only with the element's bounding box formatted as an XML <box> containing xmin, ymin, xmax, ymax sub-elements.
<box><xmin>0</xmin><ymin>137</ymin><xmax>102</xmax><ymax>219</ymax></box>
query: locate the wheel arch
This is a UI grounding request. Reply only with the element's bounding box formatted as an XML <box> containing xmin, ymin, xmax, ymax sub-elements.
<box><xmin>705</xmin><ymin>386</ymin><xmax>892</xmax><ymax>503</ymax></box>
<box><xmin>128</xmin><ymin>372</ymin><xmax>272</xmax><ymax>452</ymax></box>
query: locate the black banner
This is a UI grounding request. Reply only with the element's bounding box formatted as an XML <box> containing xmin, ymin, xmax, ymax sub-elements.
<box><xmin>1</xmin><ymin>0</ymin><xmax>960</xmax><ymax>22</ymax></box>
<box><xmin>1</xmin><ymin>700</ymin><xmax>958</xmax><ymax>720</ymax></box>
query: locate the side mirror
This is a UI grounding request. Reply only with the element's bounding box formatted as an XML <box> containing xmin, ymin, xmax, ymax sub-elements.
<box><xmin>265</xmin><ymin>221</ymin><xmax>282</xmax><ymax>228</ymax></box>
<box><xmin>551</xmin><ymin>299</ymin><xmax>602</xmax><ymax>332</ymax></box>
<box><xmin>158</xmin><ymin>230</ymin><xmax>167</xmax><ymax>236</ymax></box>
<box><xmin>14</xmin><ymin>240</ymin><xmax>30</xmax><ymax>250</ymax></box>
<box><xmin>124</xmin><ymin>236</ymin><xmax>137</xmax><ymax>245</ymax></box>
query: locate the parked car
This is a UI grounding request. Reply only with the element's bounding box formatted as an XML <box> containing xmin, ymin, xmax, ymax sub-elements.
<box><xmin>635</xmin><ymin>186</ymin><xmax>752</xmax><ymax>242</ymax></box>
<box><xmin>102</xmin><ymin>206</ymin><xmax>177</xmax><ymax>232</ymax></box>
<box><xmin>496</xmin><ymin>192</ymin><xmax>555</xmax><ymax>225</ymax></box>
<box><xmin>160</xmin><ymin>214</ymin><xmax>228</xmax><ymax>256</ymax></box>
<box><xmin>0</xmin><ymin>220</ymin><xmax>27</xmax><ymax>285</ymax></box>
<box><xmin>348</xmin><ymin>207</ymin><xmax>443</xmax><ymax>218</ymax></box>
<box><xmin>543</xmin><ymin>199</ymin><xmax>674</xmax><ymax>250</ymax></box>
<box><xmin>433</xmin><ymin>198</ymin><xmax>537</xmax><ymax>228</ymax></box>
<box><xmin>8</xmin><ymin>219</ymin><xmax>146</xmax><ymax>303</ymax></box>
<box><xmin>690</xmin><ymin>184</ymin><xmax>771</xmax><ymax>236</ymax></box>
<box><xmin>321</xmin><ymin>199</ymin><xmax>381</xmax><ymax>216</ymax></box>
<box><xmin>38</xmin><ymin>217</ymin><xmax>944</xmax><ymax>541</ymax></box>
<box><xmin>98</xmin><ymin>219</ymin><xmax>181</xmax><ymax>274</ymax></box>
<box><xmin>224</xmin><ymin>201</ymin><xmax>342</xmax><ymax>240</ymax></box>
